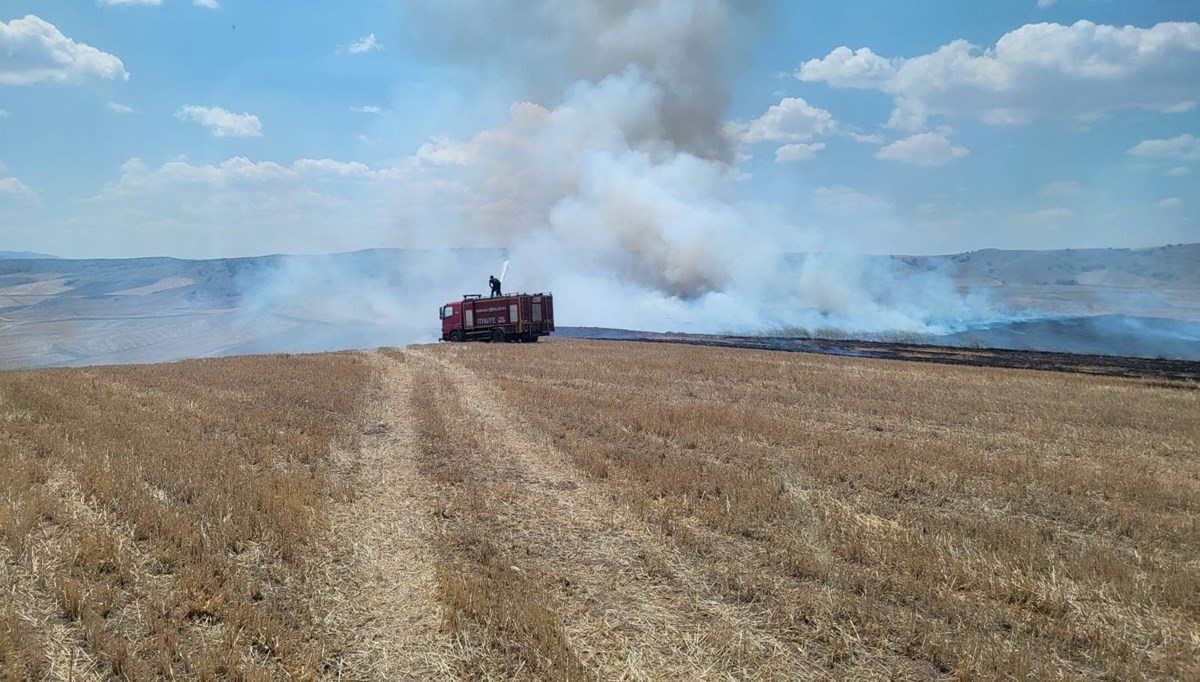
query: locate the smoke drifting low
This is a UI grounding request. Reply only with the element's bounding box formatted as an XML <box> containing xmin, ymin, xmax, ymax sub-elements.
<box><xmin>237</xmin><ymin>0</ymin><xmax>1188</xmax><ymax>356</ymax></box>
<box><xmin>382</xmin><ymin>0</ymin><xmax>1004</xmax><ymax>335</ymax></box>
<box><xmin>6</xmin><ymin>3</ymin><xmax>1195</xmax><ymax>371</ymax></box>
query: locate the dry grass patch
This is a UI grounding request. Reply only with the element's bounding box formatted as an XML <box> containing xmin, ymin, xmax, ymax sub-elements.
<box><xmin>4</xmin><ymin>338</ymin><xmax>1196</xmax><ymax>680</ymax></box>
<box><xmin>408</xmin><ymin>364</ymin><xmax>588</xmax><ymax>680</ymax></box>
<box><xmin>0</xmin><ymin>353</ymin><xmax>370</xmax><ymax>680</ymax></box>
<box><xmin>435</xmin><ymin>338</ymin><xmax>1199</xmax><ymax>681</ymax></box>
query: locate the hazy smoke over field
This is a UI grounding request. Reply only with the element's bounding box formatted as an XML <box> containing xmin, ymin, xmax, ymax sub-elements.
<box><xmin>390</xmin><ymin>0</ymin><xmax>1004</xmax><ymax>336</ymax></box>
<box><xmin>8</xmin><ymin>2</ymin><xmax>1198</xmax><ymax>371</ymax></box>
<box><xmin>236</xmin><ymin>0</ymin><xmax>1130</xmax><ymax>351</ymax></box>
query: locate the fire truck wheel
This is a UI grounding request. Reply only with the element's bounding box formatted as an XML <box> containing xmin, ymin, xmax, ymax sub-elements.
<box><xmin>449</xmin><ymin>330</ymin><xmax>464</xmax><ymax>342</ymax></box>
<box><xmin>491</xmin><ymin>328</ymin><xmax>506</xmax><ymax>343</ymax></box>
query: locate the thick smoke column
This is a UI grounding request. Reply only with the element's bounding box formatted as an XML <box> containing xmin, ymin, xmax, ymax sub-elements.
<box><xmin>410</xmin><ymin>0</ymin><xmax>761</xmax><ymax>299</ymax></box>
<box><xmin>399</xmin><ymin>0</ymin><xmax>1005</xmax><ymax>335</ymax></box>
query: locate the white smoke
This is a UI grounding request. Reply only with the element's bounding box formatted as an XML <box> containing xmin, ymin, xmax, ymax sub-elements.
<box><xmin>393</xmin><ymin>0</ymin><xmax>1003</xmax><ymax>335</ymax></box>
<box><xmin>5</xmin><ymin>2</ymin><xmax>1191</xmax><ymax>371</ymax></box>
<box><xmin>218</xmin><ymin>0</ymin><xmax>1004</xmax><ymax>350</ymax></box>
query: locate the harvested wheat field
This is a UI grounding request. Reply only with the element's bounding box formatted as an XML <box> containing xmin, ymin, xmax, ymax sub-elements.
<box><xmin>2</xmin><ymin>339</ymin><xmax>1197</xmax><ymax>680</ymax></box>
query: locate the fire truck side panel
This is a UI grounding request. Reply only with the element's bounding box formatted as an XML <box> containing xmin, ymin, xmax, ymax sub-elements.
<box><xmin>440</xmin><ymin>293</ymin><xmax>554</xmax><ymax>342</ymax></box>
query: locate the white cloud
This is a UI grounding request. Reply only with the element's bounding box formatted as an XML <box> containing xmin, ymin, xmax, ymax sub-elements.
<box><xmin>105</xmin><ymin>156</ymin><xmax>413</xmax><ymax>198</ymax></box>
<box><xmin>774</xmin><ymin>142</ymin><xmax>825</xmax><ymax>163</ymax></box>
<box><xmin>731</xmin><ymin>97</ymin><xmax>836</xmax><ymax>144</ymax></box>
<box><xmin>847</xmin><ymin>132</ymin><xmax>883</xmax><ymax>144</ymax></box>
<box><xmin>0</xmin><ymin>177</ymin><xmax>34</xmax><ymax>197</ymax></box>
<box><xmin>193</xmin><ymin>0</ymin><xmax>220</xmax><ymax>8</ymax></box>
<box><xmin>293</xmin><ymin>159</ymin><xmax>371</xmax><ymax>177</ymax></box>
<box><xmin>0</xmin><ymin>109</ymin><xmax>9</xmax><ymax>117</ymax></box>
<box><xmin>1015</xmin><ymin>207</ymin><xmax>1073</xmax><ymax>221</ymax></box>
<box><xmin>0</xmin><ymin>15</ymin><xmax>128</xmax><ymax>86</ymax></box>
<box><xmin>415</xmin><ymin>135</ymin><xmax>475</xmax><ymax>166</ymax></box>
<box><xmin>107</xmin><ymin>101</ymin><xmax>135</xmax><ymax>114</ymax></box>
<box><xmin>0</xmin><ymin>161</ymin><xmax>35</xmax><ymax>198</ymax></box>
<box><xmin>875</xmin><ymin>132</ymin><xmax>968</xmax><ymax>166</ymax></box>
<box><xmin>87</xmin><ymin>154</ymin><xmax>455</xmax><ymax>257</ymax></box>
<box><xmin>292</xmin><ymin>158</ymin><xmax>407</xmax><ymax>181</ymax></box>
<box><xmin>351</xmin><ymin>105</ymin><xmax>383</xmax><ymax>114</ymax></box>
<box><xmin>812</xmin><ymin>185</ymin><xmax>888</xmax><ymax>213</ymax></box>
<box><xmin>796</xmin><ymin>46</ymin><xmax>895</xmax><ymax>89</ymax></box>
<box><xmin>798</xmin><ymin>21</ymin><xmax>1200</xmax><ymax>130</ymax></box>
<box><xmin>104</xmin><ymin>157</ymin><xmax>296</xmax><ymax>197</ymax></box>
<box><xmin>346</xmin><ymin>33</ymin><xmax>380</xmax><ymax>54</ymax></box>
<box><xmin>175</xmin><ymin>105</ymin><xmax>262</xmax><ymax>137</ymax></box>
<box><xmin>1039</xmin><ymin>180</ymin><xmax>1082</xmax><ymax>197</ymax></box>
<box><xmin>1167</xmin><ymin>166</ymin><xmax>1191</xmax><ymax>176</ymax></box>
<box><xmin>1156</xmin><ymin>197</ymin><xmax>1181</xmax><ymax>209</ymax></box>
<box><xmin>1128</xmin><ymin>134</ymin><xmax>1200</xmax><ymax>160</ymax></box>
<box><xmin>1037</xmin><ymin>0</ymin><xmax>1058</xmax><ymax>8</ymax></box>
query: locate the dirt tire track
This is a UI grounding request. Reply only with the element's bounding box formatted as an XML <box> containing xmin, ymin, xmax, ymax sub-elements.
<box><xmin>320</xmin><ymin>350</ymin><xmax>455</xmax><ymax>680</ymax></box>
<box><xmin>407</xmin><ymin>346</ymin><xmax>814</xmax><ymax>680</ymax></box>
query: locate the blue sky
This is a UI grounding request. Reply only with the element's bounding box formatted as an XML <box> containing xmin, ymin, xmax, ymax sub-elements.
<box><xmin>1</xmin><ymin>0</ymin><xmax>1198</xmax><ymax>260</ymax></box>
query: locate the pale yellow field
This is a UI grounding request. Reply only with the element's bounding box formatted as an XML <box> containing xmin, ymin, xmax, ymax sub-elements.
<box><xmin>1</xmin><ymin>339</ymin><xmax>1196</xmax><ymax>680</ymax></box>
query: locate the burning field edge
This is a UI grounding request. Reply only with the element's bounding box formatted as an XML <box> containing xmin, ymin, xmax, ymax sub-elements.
<box><xmin>557</xmin><ymin>327</ymin><xmax>1200</xmax><ymax>384</ymax></box>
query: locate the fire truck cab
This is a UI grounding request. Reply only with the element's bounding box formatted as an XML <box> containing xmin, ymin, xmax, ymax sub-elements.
<box><xmin>440</xmin><ymin>292</ymin><xmax>555</xmax><ymax>343</ymax></box>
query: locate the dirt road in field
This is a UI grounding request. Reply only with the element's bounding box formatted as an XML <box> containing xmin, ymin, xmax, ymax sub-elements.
<box><xmin>322</xmin><ymin>351</ymin><xmax>454</xmax><ymax>680</ymax></box>
<box><xmin>331</xmin><ymin>347</ymin><xmax>810</xmax><ymax>680</ymax></box>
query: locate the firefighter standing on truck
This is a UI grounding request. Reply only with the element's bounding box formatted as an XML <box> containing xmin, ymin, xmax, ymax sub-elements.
<box><xmin>489</xmin><ymin>275</ymin><xmax>502</xmax><ymax>297</ymax></box>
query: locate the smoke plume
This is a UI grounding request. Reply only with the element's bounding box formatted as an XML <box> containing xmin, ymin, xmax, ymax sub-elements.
<box><xmin>407</xmin><ymin>0</ymin><xmax>762</xmax><ymax>298</ymax></box>
<box><xmin>384</xmin><ymin>0</ymin><xmax>1009</xmax><ymax>336</ymax></box>
<box><xmin>5</xmin><ymin>2</ymin><xmax>1194</xmax><ymax>371</ymax></box>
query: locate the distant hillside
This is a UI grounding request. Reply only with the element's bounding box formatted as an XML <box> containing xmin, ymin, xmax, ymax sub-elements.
<box><xmin>893</xmin><ymin>243</ymin><xmax>1200</xmax><ymax>319</ymax></box>
<box><xmin>0</xmin><ymin>244</ymin><xmax>1196</xmax><ymax>369</ymax></box>
<box><xmin>0</xmin><ymin>248</ymin><xmax>506</xmax><ymax>369</ymax></box>
<box><xmin>899</xmin><ymin>243</ymin><xmax>1200</xmax><ymax>288</ymax></box>
<box><xmin>0</xmin><ymin>251</ymin><xmax>59</xmax><ymax>260</ymax></box>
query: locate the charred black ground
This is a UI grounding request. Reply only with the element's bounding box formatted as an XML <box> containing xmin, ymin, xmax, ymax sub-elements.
<box><xmin>558</xmin><ymin>327</ymin><xmax>1200</xmax><ymax>383</ymax></box>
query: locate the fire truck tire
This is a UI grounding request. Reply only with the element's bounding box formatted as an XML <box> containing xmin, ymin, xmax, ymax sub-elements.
<box><xmin>491</xmin><ymin>328</ymin><xmax>506</xmax><ymax>343</ymax></box>
<box><xmin>449</xmin><ymin>330</ymin><xmax>464</xmax><ymax>342</ymax></box>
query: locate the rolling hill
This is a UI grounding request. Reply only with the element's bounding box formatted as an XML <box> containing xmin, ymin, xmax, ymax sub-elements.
<box><xmin>1</xmin><ymin>244</ymin><xmax>1197</xmax><ymax>369</ymax></box>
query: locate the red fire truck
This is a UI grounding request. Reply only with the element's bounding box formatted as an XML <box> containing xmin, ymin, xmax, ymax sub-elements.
<box><xmin>439</xmin><ymin>293</ymin><xmax>555</xmax><ymax>343</ymax></box>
